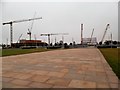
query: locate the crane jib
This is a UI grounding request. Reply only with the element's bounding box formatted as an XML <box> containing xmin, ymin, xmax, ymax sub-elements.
<box><xmin>2</xmin><ymin>17</ymin><xmax>42</xmax><ymax>47</ymax></box>
<box><xmin>3</xmin><ymin>17</ymin><xmax>42</xmax><ymax>24</ymax></box>
<box><xmin>13</xmin><ymin>17</ymin><xmax>42</xmax><ymax>23</ymax></box>
<box><xmin>3</xmin><ymin>22</ymin><xmax>12</xmax><ymax>25</ymax></box>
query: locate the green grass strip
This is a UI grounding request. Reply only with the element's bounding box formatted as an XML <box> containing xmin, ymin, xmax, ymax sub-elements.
<box><xmin>1</xmin><ymin>48</ymin><xmax>51</xmax><ymax>57</ymax></box>
<box><xmin>99</xmin><ymin>48</ymin><xmax>120</xmax><ymax>79</ymax></box>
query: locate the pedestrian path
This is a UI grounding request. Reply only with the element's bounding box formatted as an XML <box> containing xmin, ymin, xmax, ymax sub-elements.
<box><xmin>2</xmin><ymin>48</ymin><xmax>119</xmax><ymax>88</ymax></box>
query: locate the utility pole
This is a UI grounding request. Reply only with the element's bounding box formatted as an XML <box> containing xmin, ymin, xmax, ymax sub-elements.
<box><xmin>10</xmin><ymin>23</ymin><xmax>13</xmax><ymax>46</ymax></box>
<box><xmin>111</xmin><ymin>33</ymin><xmax>112</xmax><ymax>48</ymax></box>
<box><xmin>55</xmin><ymin>37</ymin><xmax>57</xmax><ymax>44</ymax></box>
<box><xmin>6</xmin><ymin>38</ymin><xmax>8</xmax><ymax>47</ymax></box>
<box><xmin>48</xmin><ymin>34</ymin><xmax>50</xmax><ymax>45</ymax></box>
<box><xmin>34</xmin><ymin>34</ymin><xmax>37</xmax><ymax>47</ymax></box>
<box><xmin>62</xmin><ymin>35</ymin><xmax>64</xmax><ymax>43</ymax></box>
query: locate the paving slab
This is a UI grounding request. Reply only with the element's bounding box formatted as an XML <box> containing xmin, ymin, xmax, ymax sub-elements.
<box><xmin>29</xmin><ymin>82</ymin><xmax>53</xmax><ymax>88</ymax></box>
<box><xmin>30</xmin><ymin>75</ymin><xmax>50</xmax><ymax>83</ymax></box>
<box><xmin>2</xmin><ymin>48</ymin><xmax>119</xmax><ymax>88</ymax></box>
<box><xmin>46</xmin><ymin>77</ymin><xmax>71</xmax><ymax>87</ymax></box>
<box><xmin>68</xmin><ymin>80</ymin><xmax>96</xmax><ymax>88</ymax></box>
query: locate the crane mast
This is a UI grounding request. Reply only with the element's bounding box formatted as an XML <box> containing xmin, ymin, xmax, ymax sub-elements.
<box><xmin>17</xmin><ymin>34</ymin><xmax>23</xmax><ymax>43</ymax></box>
<box><xmin>3</xmin><ymin>17</ymin><xmax>42</xmax><ymax>47</ymax></box>
<box><xmin>27</xmin><ymin>12</ymin><xmax>36</xmax><ymax>40</ymax></box>
<box><xmin>27</xmin><ymin>29</ymin><xmax>32</xmax><ymax>40</ymax></box>
<box><xmin>81</xmin><ymin>24</ymin><xmax>83</xmax><ymax>45</ymax></box>
<box><xmin>101</xmin><ymin>24</ymin><xmax>110</xmax><ymax>44</ymax></box>
<box><xmin>90</xmin><ymin>28</ymin><xmax>94</xmax><ymax>43</ymax></box>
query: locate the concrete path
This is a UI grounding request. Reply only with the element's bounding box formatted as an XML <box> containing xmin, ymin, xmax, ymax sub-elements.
<box><xmin>2</xmin><ymin>48</ymin><xmax>119</xmax><ymax>88</ymax></box>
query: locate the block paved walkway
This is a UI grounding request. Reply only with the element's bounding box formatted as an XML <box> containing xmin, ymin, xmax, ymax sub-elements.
<box><xmin>2</xmin><ymin>48</ymin><xmax>119</xmax><ymax>88</ymax></box>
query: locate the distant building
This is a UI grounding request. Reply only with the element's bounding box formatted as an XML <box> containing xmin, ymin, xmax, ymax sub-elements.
<box><xmin>19</xmin><ymin>39</ymin><xmax>47</xmax><ymax>46</ymax></box>
<box><xmin>83</xmin><ymin>37</ymin><xmax>97</xmax><ymax>45</ymax></box>
<box><xmin>12</xmin><ymin>39</ymin><xmax>47</xmax><ymax>48</ymax></box>
<box><xmin>20</xmin><ymin>40</ymin><xmax>42</xmax><ymax>44</ymax></box>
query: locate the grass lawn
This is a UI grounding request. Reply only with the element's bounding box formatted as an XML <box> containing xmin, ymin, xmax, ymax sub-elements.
<box><xmin>1</xmin><ymin>48</ymin><xmax>51</xmax><ymax>57</ymax></box>
<box><xmin>99</xmin><ymin>48</ymin><xmax>120</xmax><ymax>79</ymax></box>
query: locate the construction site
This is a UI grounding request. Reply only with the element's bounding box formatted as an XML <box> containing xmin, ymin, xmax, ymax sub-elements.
<box><xmin>1</xmin><ymin>1</ymin><xmax>120</xmax><ymax>89</ymax></box>
<box><xmin>1</xmin><ymin>18</ymin><xmax>119</xmax><ymax>49</ymax></box>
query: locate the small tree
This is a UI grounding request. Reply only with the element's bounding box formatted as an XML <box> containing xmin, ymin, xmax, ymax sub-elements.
<box><xmin>54</xmin><ymin>43</ymin><xmax>57</xmax><ymax>46</ymax></box>
<box><xmin>104</xmin><ymin>40</ymin><xmax>110</xmax><ymax>45</ymax></box>
<box><xmin>113</xmin><ymin>41</ymin><xmax>117</xmax><ymax>45</ymax></box>
<box><xmin>50</xmin><ymin>43</ymin><xmax>53</xmax><ymax>46</ymax></box>
<box><xmin>99</xmin><ymin>41</ymin><xmax>102</xmax><ymax>45</ymax></box>
<box><xmin>69</xmin><ymin>43</ymin><xmax>72</xmax><ymax>46</ymax></box>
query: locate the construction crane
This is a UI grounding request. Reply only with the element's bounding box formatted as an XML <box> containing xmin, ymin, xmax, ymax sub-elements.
<box><xmin>90</xmin><ymin>28</ymin><xmax>94</xmax><ymax>43</ymax></box>
<box><xmin>34</xmin><ymin>34</ymin><xmax>37</xmax><ymax>47</ymax></box>
<box><xmin>40</xmin><ymin>33</ymin><xmax>68</xmax><ymax>45</ymax></box>
<box><xmin>27</xmin><ymin>12</ymin><xmax>36</xmax><ymax>40</ymax></box>
<box><xmin>3</xmin><ymin>17</ymin><xmax>42</xmax><ymax>47</ymax></box>
<box><xmin>16</xmin><ymin>34</ymin><xmax>23</xmax><ymax>43</ymax></box>
<box><xmin>99</xmin><ymin>24</ymin><xmax>110</xmax><ymax>45</ymax></box>
<box><xmin>27</xmin><ymin>29</ymin><xmax>31</xmax><ymax>40</ymax></box>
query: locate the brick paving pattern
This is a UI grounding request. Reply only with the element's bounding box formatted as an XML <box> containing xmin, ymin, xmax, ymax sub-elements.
<box><xmin>2</xmin><ymin>48</ymin><xmax>119</xmax><ymax>88</ymax></box>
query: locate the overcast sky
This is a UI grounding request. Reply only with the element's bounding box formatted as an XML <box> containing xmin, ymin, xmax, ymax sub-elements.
<box><xmin>1</xmin><ymin>1</ymin><xmax>118</xmax><ymax>44</ymax></box>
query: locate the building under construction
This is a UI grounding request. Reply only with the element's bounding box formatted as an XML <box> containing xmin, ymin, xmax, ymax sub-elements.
<box><xmin>12</xmin><ymin>39</ymin><xmax>47</xmax><ymax>48</ymax></box>
<box><xmin>82</xmin><ymin>37</ymin><xmax>97</xmax><ymax>45</ymax></box>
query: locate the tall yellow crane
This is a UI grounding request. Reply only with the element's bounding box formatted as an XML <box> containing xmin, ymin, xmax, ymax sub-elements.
<box><xmin>40</xmin><ymin>33</ymin><xmax>68</xmax><ymax>45</ymax></box>
<box><xmin>3</xmin><ymin>17</ymin><xmax>42</xmax><ymax>47</ymax></box>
